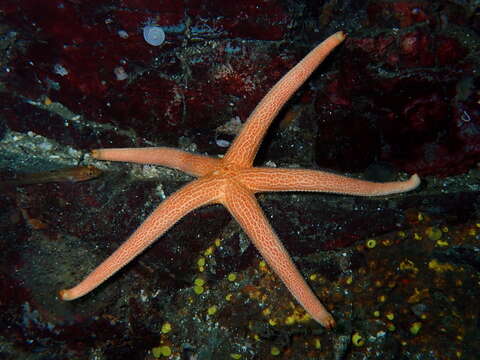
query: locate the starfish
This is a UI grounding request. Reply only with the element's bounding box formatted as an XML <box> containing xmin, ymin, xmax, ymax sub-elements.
<box><xmin>59</xmin><ymin>31</ymin><xmax>420</xmax><ymax>329</ymax></box>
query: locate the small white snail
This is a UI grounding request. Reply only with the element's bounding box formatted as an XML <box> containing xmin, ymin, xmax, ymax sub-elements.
<box><xmin>143</xmin><ymin>25</ymin><xmax>165</xmax><ymax>46</ymax></box>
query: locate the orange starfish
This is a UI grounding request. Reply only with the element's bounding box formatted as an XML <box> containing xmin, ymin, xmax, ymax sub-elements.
<box><xmin>59</xmin><ymin>31</ymin><xmax>420</xmax><ymax>329</ymax></box>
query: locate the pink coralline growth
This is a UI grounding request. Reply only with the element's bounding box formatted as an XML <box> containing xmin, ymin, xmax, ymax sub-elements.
<box><xmin>399</xmin><ymin>31</ymin><xmax>434</xmax><ymax>67</ymax></box>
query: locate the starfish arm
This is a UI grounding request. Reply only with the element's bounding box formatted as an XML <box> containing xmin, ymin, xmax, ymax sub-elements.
<box><xmin>224</xmin><ymin>31</ymin><xmax>345</xmax><ymax>167</ymax></box>
<box><xmin>59</xmin><ymin>177</ymin><xmax>222</xmax><ymax>301</ymax></box>
<box><xmin>237</xmin><ymin>168</ymin><xmax>420</xmax><ymax>196</ymax></box>
<box><xmin>92</xmin><ymin>147</ymin><xmax>221</xmax><ymax>177</ymax></box>
<box><xmin>222</xmin><ymin>182</ymin><xmax>335</xmax><ymax>329</ymax></box>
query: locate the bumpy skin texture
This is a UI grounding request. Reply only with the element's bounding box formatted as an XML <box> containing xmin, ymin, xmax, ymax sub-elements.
<box><xmin>59</xmin><ymin>32</ymin><xmax>420</xmax><ymax>329</ymax></box>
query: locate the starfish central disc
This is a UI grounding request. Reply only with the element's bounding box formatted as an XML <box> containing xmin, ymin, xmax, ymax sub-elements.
<box><xmin>211</xmin><ymin>162</ymin><xmax>245</xmax><ymax>179</ymax></box>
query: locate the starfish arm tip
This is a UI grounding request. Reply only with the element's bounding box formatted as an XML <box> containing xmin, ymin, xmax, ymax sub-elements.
<box><xmin>335</xmin><ymin>31</ymin><xmax>346</xmax><ymax>41</ymax></box>
<box><xmin>315</xmin><ymin>312</ymin><xmax>336</xmax><ymax>329</ymax></box>
<box><xmin>58</xmin><ymin>289</ymin><xmax>74</xmax><ymax>301</ymax></box>
<box><xmin>410</xmin><ymin>173</ymin><xmax>421</xmax><ymax>189</ymax></box>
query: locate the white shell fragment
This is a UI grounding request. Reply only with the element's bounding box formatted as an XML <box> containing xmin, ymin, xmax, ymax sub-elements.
<box><xmin>143</xmin><ymin>25</ymin><xmax>165</xmax><ymax>46</ymax></box>
<box><xmin>114</xmin><ymin>66</ymin><xmax>128</xmax><ymax>81</ymax></box>
<box><xmin>216</xmin><ymin>139</ymin><xmax>231</xmax><ymax>148</ymax></box>
<box><xmin>53</xmin><ymin>63</ymin><xmax>68</xmax><ymax>76</ymax></box>
<box><xmin>118</xmin><ymin>30</ymin><xmax>129</xmax><ymax>39</ymax></box>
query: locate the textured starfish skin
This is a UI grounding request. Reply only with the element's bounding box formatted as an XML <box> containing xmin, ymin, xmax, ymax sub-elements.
<box><xmin>59</xmin><ymin>32</ymin><xmax>420</xmax><ymax>329</ymax></box>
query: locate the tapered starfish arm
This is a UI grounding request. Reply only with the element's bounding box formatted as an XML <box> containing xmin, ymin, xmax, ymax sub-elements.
<box><xmin>92</xmin><ymin>147</ymin><xmax>222</xmax><ymax>177</ymax></box>
<box><xmin>222</xmin><ymin>182</ymin><xmax>335</xmax><ymax>329</ymax></box>
<box><xmin>237</xmin><ymin>168</ymin><xmax>420</xmax><ymax>196</ymax></box>
<box><xmin>224</xmin><ymin>31</ymin><xmax>345</xmax><ymax>167</ymax></box>
<box><xmin>59</xmin><ymin>178</ymin><xmax>222</xmax><ymax>301</ymax></box>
